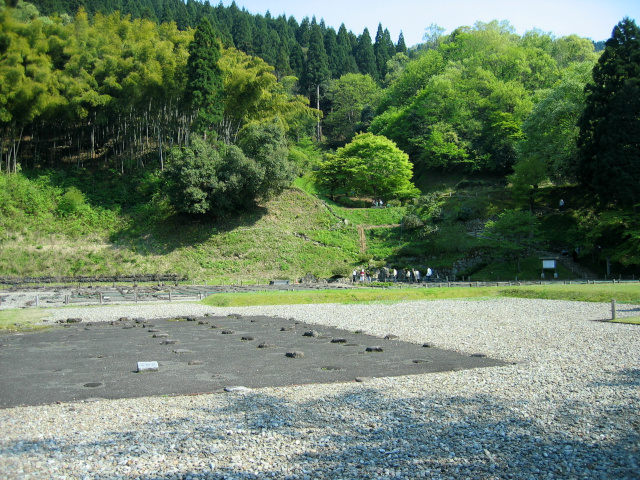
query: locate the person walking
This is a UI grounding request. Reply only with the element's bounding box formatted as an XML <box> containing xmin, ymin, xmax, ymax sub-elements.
<box><xmin>426</xmin><ymin>267</ymin><xmax>432</xmax><ymax>282</ymax></box>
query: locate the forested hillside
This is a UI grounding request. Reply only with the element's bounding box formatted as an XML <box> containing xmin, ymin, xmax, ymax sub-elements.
<box><xmin>1</xmin><ymin>0</ymin><xmax>639</xmax><ymax>280</ymax></box>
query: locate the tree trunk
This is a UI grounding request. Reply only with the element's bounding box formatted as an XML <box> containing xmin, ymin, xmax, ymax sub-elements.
<box><xmin>91</xmin><ymin>120</ymin><xmax>95</xmax><ymax>160</ymax></box>
<box><xmin>11</xmin><ymin>125</ymin><xmax>24</xmax><ymax>173</ymax></box>
<box><xmin>316</xmin><ymin>83</ymin><xmax>322</xmax><ymax>142</ymax></box>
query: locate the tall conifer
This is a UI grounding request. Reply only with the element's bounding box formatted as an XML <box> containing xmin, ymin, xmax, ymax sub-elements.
<box><xmin>303</xmin><ymin>22</ymin><xmax>329</xmax><ymax>139</ymax></box>
<box><xmin>396</xmin><ymin>32</ymin><xmax>407</xmax><ymax>54</ymax></box>
<box><xmin>374</xmin><ymin>24</ymin><xmax>390</xmax><ymax>80</ymax></box>
<box><xmin>355</xmin><ymin>28</ymin><xmax>378</xmax><ymax>81</ymax></box>
<box><xmin>577</xmin><ymin>17</ymin><xmax>640</xmax><ymax>206</ymax></box>
<box><xmin>185</xmin><ymin>17</ymin><xmax>224</xmax><ymax>137</ymax></box>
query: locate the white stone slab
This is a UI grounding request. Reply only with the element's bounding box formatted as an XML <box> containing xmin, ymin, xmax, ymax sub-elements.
<box><xmin>137</xmin><ymin>361</ymin><xmax>159</xmax><ymax>373</ymax></box>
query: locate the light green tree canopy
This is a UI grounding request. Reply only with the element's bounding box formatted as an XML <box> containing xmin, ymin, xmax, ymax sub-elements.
<box><xmin>517</xmin><ymin>61</ymin><xmax>593</xmax><ymax>180</ymax></box>
<box><xmin>316</xmin><ymin>132</ymin><xmax>418</xmax><ymax>201</ymax></box>
<box><xmin>218</xmin><ymin>48</ymin><xmax>318</xmax><ymax>144</ymax></box>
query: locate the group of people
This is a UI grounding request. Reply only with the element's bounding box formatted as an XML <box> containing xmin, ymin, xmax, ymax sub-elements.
<box><xmin>352</xmin><ymin>267</ymin><xmax>433</xmax><ymax>283</ymax></box>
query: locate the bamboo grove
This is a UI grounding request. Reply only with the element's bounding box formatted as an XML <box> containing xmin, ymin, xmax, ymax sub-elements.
<box><xmin>0</xmin><ymin>3</ymin><xmax>322</xmax><ymax>174</ymax></box>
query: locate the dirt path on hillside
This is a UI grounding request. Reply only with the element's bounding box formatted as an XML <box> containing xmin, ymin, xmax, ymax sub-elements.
<box><xmin>358</xmin><ymin>224</ymin><xmax>401</xmax><ymax>254</ymax></box>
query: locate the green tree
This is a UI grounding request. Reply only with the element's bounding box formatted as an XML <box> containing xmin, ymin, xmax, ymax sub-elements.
<box><xmin>164</xmin><ymin>136</ymin><xmax>224</xmax><ymax>215</ymax></box>
<box><xmin>518</xmin><ymin>61</ymin><xmax>593</xmax><ymax>179</ymax></box>
<box><xmin>507</xmin><ymin>156</ymin><xmax>548</xmax><ymax>212</ymax></box>
<box><xmin>376</xmin><ymin>49</ymin><xmax>444</xmax><ymax>112</ymax></box>
<box><xmin>482</xmin><ymin>209</ymin><xmax>540</xmax><ymax>272</ymax></box>
<box><xmin>324</xmin><ymin>26</ymin><xmax>340</xmax><ymax>78</ymax></box>
<box><xmin>303</xmin><ymin>21</ymin><xmax>329</xmax><ymax>91</ymax></box>
<box><xmin>396</xmin><ymin>31</ymin><xmax>407</xmax><ymax>54</ymax></box>
<box><xmin>185</xmin><ymin>17</ymin><xmax>224</xmax><ymax>137</ymax></box>
<box><xmin>231</xmin><ymin>7</ymin><xmax>253</xmax><ymax>54</ymax></box>
<box><xmin>383</xmin><ymin>52</ymin><xmax>410</xmax><ymax>87</ymax></box>
<box><xmin>218</xmin><ymin>48</ymin><xmax>317</xmax><ymax>144</ymax></box>
<box><xmin>324</xmin><ymin>73</ymin><xmax>380</xmax><ymax>146</ymax></box>
<box><xmin>165</xmin><ymin>121</ymin><xmax>299</xmax><ymax>217</ymax></box>
<box><xmin>236</xmin><ymin>121</ymin><xmax>297</xmax><ymax>200</ymax></box>
<box><xmin>296</xmin><ymin>16</ymin><xmax>310</xmax><ymax>48</ymax></box>
<box><xmin>336</xmin><ymin>23</ymin><xmax>358</xmax><ymax>76</ymax></box>
<box><xmin>288</xmin><ymin>39</ymin><xmax>305</xmax><ymax>78</ymax></box>
<box><xmin>373</xmin><ymin>22</ymin><xmax>543</xmax><ymax>176</ymax></box>
<box><xmin>302</xmin><ymin>21</ymin><xmax>329</xmax><ymax>140</ymax></box>
<box><xmin>374</xmin><ymin>23</ymin><xmax>391</xmax><ymax>80</ymax></box>
<box><xmin>422</xmin><ymin>23</ymin><xmax>445</xmax><ymax>50</ymax></box>
<box><xmin>252</xmin><ymin>15</ymin><xmax>274</xmax><ymax>64</ymax></box>
<box><xmin>164</xmin><ymin>135</ymin><xmax>264</xmax><ymax>216</ymax></box>
<box><xmin>0</xmin><ymin>5</ymin><xmax>63</xmax><ymax>172</ymax></box>
<box><xmin>587</xmin><ymin>209</ymin><xmax>640</xmax><ymax>266</ymax></box>
<box><xmin>355</xmin><ymin>28</ymin><xmax>378</xmax><ymax>81</ymax></box>
<box><xmin>552</xmin><ymin>34</ymin><xmax>598</xmax><ymax>69</ymax></box>
<box><xmin>577</xmin><ymin>17</ymin><xmax>640</xmax><ymax>207</ymax></box>
<box><xmin>316</xmin><ymin>132</ymin><xmax>418</xmax><ymax>201</ymax></box>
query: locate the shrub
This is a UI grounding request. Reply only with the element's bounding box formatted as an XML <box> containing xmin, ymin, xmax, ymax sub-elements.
<box><xmin>165</xmin><ymin>129</ymin><xmax>296</xmax><ymax>216</ymax></box>
<box><xmin>335</xmin><ymin>196</ymin><xmax>367</xmax><ymax>208</ymax></box>
<box><xmin>455</xmin><ymin>205</ymin><xmax>482</xmax><ymax>222</ymax></box>
<box><xmin>357</xmin><ymin>253</ymin><xmax>373</xmax><ymax>263</ymax></box>
<box><xmin>331</xmin><ymin>265</ymin><xmax>352</xmax><ymax>277</ymax></box>
<box><xmin>419</xmin><ymin>224</ymin><xmax>439</xmax><ymax>237</ymax></box>
<box><xmin>370</xmin><ymin>259</ymin><xmax>387</xmax><ymax>269</ymax></box>
<box><xmin>455</xmin><ymin>179</ymin><xmax>488</xmax><ymax>190</ymax></box>
<box><xmin>57</xmin><ymin>187</ymin><xmax>86</xmax><ymax>216</ymax></box>
<box><xmin>402</xmin><ymin>214</ymin><xmax>424</xmax><ymax>229</ymax></box>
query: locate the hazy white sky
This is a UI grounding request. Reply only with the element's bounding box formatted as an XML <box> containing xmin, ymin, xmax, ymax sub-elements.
<box><xmin>220</xmin><ymin>0</ymin><xmax>640</xmax><ymax>46</ymax></box>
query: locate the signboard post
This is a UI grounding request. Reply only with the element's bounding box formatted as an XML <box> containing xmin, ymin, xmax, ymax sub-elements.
<box><xmin>540</xmin><ymin>258</ymin><xmax>558</xmax><ymax>279</ymax></box>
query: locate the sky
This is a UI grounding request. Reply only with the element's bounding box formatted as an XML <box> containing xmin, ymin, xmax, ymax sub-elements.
<box><xmin>219</xmin><ymin>0</ymin><xmax>640</xmax><ymax>47</ymax></box>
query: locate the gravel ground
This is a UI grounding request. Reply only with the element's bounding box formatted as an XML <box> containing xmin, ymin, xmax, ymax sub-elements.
<box><xmin>1</xmin><ymin>298</ymin><xmax>639</xmax><ymax>480</ymax></box>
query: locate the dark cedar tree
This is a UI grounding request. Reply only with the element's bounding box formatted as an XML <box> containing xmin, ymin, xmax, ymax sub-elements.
<box><xmin>396</xmin><ymin>32</ymin><xmax>408</xmax><ymax>54</ymax></box>
<box><xmin>185</xmin><ymin>17</ymin><xmax>224</xmax><ymax>136</ymax></box>
<box><xmin>302</xmin><ymin>22</ymin><xmax>330</xmax><ymax>95</ymax></box>
<box><xmin>577</xmin><ymin>17</ymin><xmax>640</xmax><ymax>206</ymax></box>
<box><xmin>374</xmin><ymin>23</ymin><xmax>391</xmax><ymax>80</ymax></box>
<box><xmin>355</xmin><ymin>28</ymin><xmax>379</xmax><ymax>82</ymax></box>
<box><xmin>302</xmin><ymin>22</ymin><xmax>330</xmax><ymax>139</ymax></box>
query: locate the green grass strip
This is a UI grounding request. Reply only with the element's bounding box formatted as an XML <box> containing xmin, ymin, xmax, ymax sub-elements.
<box><xmin>0</xmin><ymin>309</ymin><xmax>50</xmax><ymax>332</ymax></box>
<box><xmin>201</xmin><ymin>283</ymin><xmax>640</xmax><ymax>307</ymax></box>
<box><xmin>609</xmin><ymin>317</ymin><xmax>640</xmax><ymax>325</ymax></box>
<box><xmin>202</xmin><ymin>286</ymin><xmax>491</xmax><ymax>307</ymax></box>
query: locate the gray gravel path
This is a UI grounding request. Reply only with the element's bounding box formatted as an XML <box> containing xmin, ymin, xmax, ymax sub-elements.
<box><xmin>1</xmin><ymin>298</ymin><xmax>639</xmax><ymax>479</ymax></box>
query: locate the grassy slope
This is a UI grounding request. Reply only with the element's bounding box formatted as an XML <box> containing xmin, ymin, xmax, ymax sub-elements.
<box><xmin>0</xmin><ymin>173</ymin><xmax>410</xmax><ymax>281</ymax></box>
<box><xmin>0</xmin><ymin>171</ymin><xmax>627</xmax><ymax>282</ymax></box>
